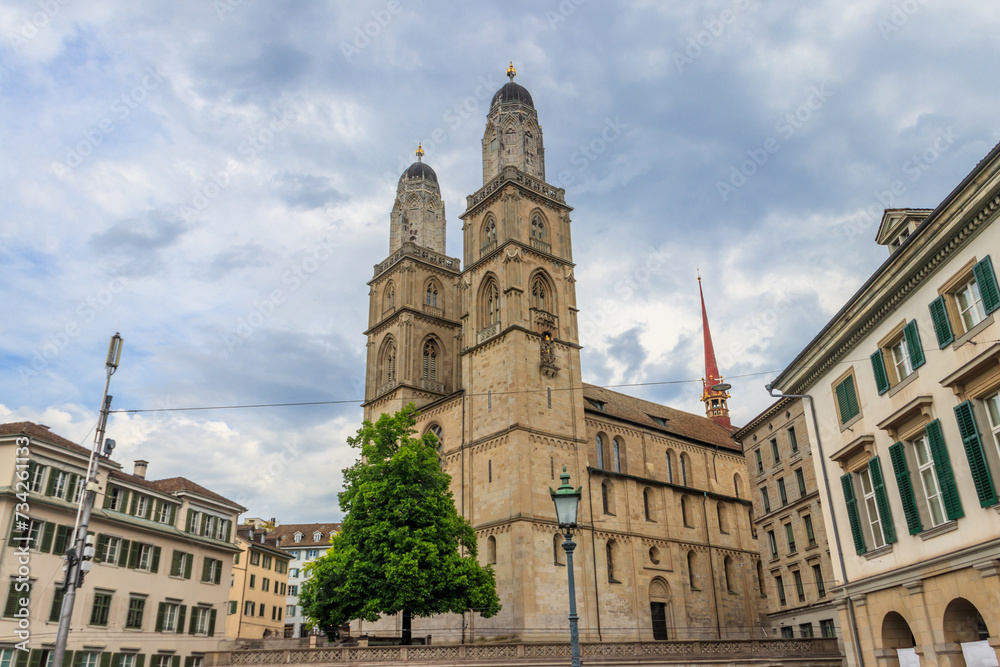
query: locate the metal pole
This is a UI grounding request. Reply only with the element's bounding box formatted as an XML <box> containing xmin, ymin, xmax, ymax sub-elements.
<box><xmin>562</xmin><ymin>529</ymin><xmax>581</xmax><ymax>667</ymax></box>
<box><xmin>53</xmin><ymin>334</ymin><xmax>122</xmax><ymax>667</ymax></box>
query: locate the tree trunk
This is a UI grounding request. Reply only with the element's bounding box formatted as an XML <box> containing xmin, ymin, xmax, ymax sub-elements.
<box><xmin>402</xmin><ymin>609</ymin><xmax>412</xmax><ymax>645</ymax></box>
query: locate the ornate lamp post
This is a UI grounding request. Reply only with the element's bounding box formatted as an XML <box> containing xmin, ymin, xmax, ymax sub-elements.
<box><xmin>550</xmin><ymin>466</ymin><xmax>583</xmax><ymax>667</ymax></box>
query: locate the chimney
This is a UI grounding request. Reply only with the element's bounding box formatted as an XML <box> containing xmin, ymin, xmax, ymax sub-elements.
<box><xmin>133</xmin><ymin>460</ymin><xmax>149</xmax><ymax>479</ymax></box>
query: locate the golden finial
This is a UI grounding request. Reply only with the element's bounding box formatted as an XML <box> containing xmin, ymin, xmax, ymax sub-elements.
<box><xmin>506</xmin><ymin>61</ymin><xmax>516</xmax><ymax>82</ymax></box>
<box><xmin>415</xmin><ymin>142</ymin><xmax>424</xmax><ymax>161</ymax></box>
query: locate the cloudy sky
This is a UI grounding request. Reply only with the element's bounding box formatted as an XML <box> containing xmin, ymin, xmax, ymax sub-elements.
<box><xmin>3</xmin><ymin>0</ymin><xmax>998</xmax><ymax>522</ymax></box>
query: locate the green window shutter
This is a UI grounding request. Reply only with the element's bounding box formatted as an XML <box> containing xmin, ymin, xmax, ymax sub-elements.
<box><xmin>975</xmin><ymin>256</ymin><xmax>1000</xmax><ymax>314</ymax></box>
<box><xmin>186</xmin><ymin>510</ymin><xmax>194</xmax><ymax>533</ymax></box>
<box><xmin>94</xmin><ymin>535</ymin><xmax>108</xmax><ymax>564</ymax></box>
<box><xmin>170</xmin><ymin>551</ymin><xmax>181</xmax><ymax>577</ymax></box>
<box><xmin>176</xmin><ymin>605</ymin><xmax>186</xmax><ymax>634</ymax></box>
<box><xmin>925</xmin><ymin>419</ymin><xmax>964</xmax><ymax>520</ymax></box>
<box><xmin>208</xmin><ymin>608</ymin><xmax>217</xmax><ymax>636</ymax></box>
<box><xmin>121</xmin><ymin>490</ymin><xmax>130</xmax><ymax>513</ymax></box>
<box><xmin>73</xmin><ymin>653</ymin><xmax>84</xmax><ymax>667</ymax></box>
<box><xmin>26</xmin><ymin>461</ymin><xmax>37</xmax><ymax>490</ymax></box>
<box><xmin>188</xmin><ymin>607</ymin><xmax>198</xmax><ymax>634</ymax></box>
<box><xmin>888</xmin><ymin>442</ymin><xmax>923</xmax><ymax>535</ymax></box>
<box><xmin>118</xmin><ymin>540</ymin><xmax>131</xmax><ymax>567</ymax></box>
<box><xmin>4</xmin><ymin>581</ymin><xmax>20</xmax><ymax>617</ymax></box>
<box><xmin>171</xmin><ymin>658</ymin><xmax>180</xmax><ymax>667</ymax></box>
<box><xmin>103</xmin><ymin>487</ymin><xmax>115</xmax><ymax>510</ymax></box>
<box><xmin>14</xmin><ymin>648</ymin><xmax>28</xmax><ymax>667</ymax></box>
<box><xmin>234</xmin><ymin>552</ymin><xmax>240</xmax><ymax>565</ymax></box>
<box><xmin>135</xmin><ymin>657</ymin><xmax>144</xmax><ymax>667</ymax></box>
<box><xmin>53</xmin><ymin>525</ymin><xmax>72</xmax><ymax>555</ymax></box>
<box><xmin>168</xmin><ymin>505</ymin><xmax>176</xmax><ymax>526</ymax></box>
<box><xmin>869</xmin><ymin>456</ymin><xmax>897</xmax><ymax>544</ymax></box>
<box><xmin>213</xmin><ymin>560</ymin><xmax>221</xmax><ymax>585</ymax></box>
<box><xmin>39</xmin><ymin>522</ymin><xmax>55</xmax><ymax>553</ymax></box>
<box><xmin>225</xmin><ymin>520</ymin><xmax>232</xmax><ymax>543</ymax></box>
<box><xmin>184</xmin><ymin>553</ymin><xmax>193</xmax><ymax>580</ymax></box>
<box><xmin>199</xmin><ymin>514</ymin><xmax>207</xmax><ymax>536</ymax></box>
<box><xmin>836</xmin><ymin>376</ymin><xmax>860</xmax><ymax>422</ymax></box>
<box><xmin>129</xmin><ymin>493</ymin><xmax>140</xmax><ymax>515</ymax></box>
<box><xmin>66</xmin><ymin>474</ymin><xmax>78</xmax><ymax>500</ymax></box>
<box><xmin>155</xmin><ymin>602</ymin><xmax>166</xmax><ymax>632</ymax></box>
<box><xmin>63</xmin><ymin>653</ymin><xmax>74</xmax><ymax>667</ymax></box>
<box><xmin>153</xmin><ymin>500</ymin><xmax>161</xmax><ymax>521</ymax></box>
<box><xmin>45</xmin><ymin>471</ymin><xmax>58</xmax><ymax>496</ymax></box>
<box><xmin>929</xmin><ymin>295</ymin><xmax>954</xmax><ymax>348</ymax></box>
<box><xmin>954</xmin><ymin>401</ymin><xmax>998</xmax><ymax>507</ymax></box>
<box><xmin>99</xmin><ymin>652</ymin><xmax>112</xmax><ymax>667</ymax></box>
<box><xmin>28</xmin><ymin>650</ymin><xmax>42</xmax><ymax>667</ymax></box>
<box><xmin>870</xmin><ymin>350</ymin><xmax>890</xmax><ymax>395</ymax></box>
<box><xmin>903</xmin><ymin>320</ymin><xmax>925</xmax><ymax>369</ymax></box>
<box><xmin>841</xmin><ymin>474</ymin><xmax>867</xmax><ymax>555</ymax></box>
<box><xmin>201</xmin><ymin>557</ymin><xmax>211</xmax><ymax>582</ymax></box>
<box><xmin>49</xmin><ymin>587</ymin><xmax>66</xmax><ymax>622</ymax></box>
<box><xmin>127</xmin><ymin>542</ymin><xmax>141</xmax><ymax>569</ymax></box>
<box><xmin>151</xmin><ymin>546</ymin><xmax>161</xmax><ymax>573</ymax></box>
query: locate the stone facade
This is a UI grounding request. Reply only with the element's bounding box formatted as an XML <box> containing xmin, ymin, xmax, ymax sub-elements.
<box><xmin>772</xmin><ymin>140</ymin><xmax>1000</xmax><ymax>667</ymax></box>
<box><xmin>0</xmin><ymin>422</ymin><xmax>242</xmax><ymax>667</ymax></box>
<box><xmin>356</xmin><ymin>70</ymin><xmax>767</xmax><ymax>644</ymax></box>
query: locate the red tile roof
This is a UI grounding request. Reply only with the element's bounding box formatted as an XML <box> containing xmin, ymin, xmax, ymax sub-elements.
<box><xmin>0</xmin><ymin>422</ymin><xmax>93</xmax><ymax>457</ymax></box>
<box><xmin>269</xmin><ymin>522</ymin><xmax>341</xmax><ymax>548</ymax></box>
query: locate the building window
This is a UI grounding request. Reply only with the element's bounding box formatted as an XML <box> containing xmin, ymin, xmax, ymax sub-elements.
<box><xmin>643</xmin><ymin>488</ymin><xmax>653</xmax><ymax>521</ymax></box>
<box><xmin>681</xmin><ymin>495</ymin><xmax>692</xmax><ymax>527</ymax></box>
<box><xmin>483</xmin><ymin>218</ymin><xmax>497</xmax><ymax>246</ymax></box>
<box><xmin>778</xmin><ymin>478</ymin><xmax>788</xmax><ymax>506</ymax></box>
<box><xmin>612</xmin><ymin>438</ymin><xmax>622</xmax><ymax>473</ymax></box>
<box><xmin>795</xmin><ymin>468</ymin><xmax>806</xmax><ymax>497</ymax></box>
<box><xmin>913</xmin><ymin>434</ymin><xmax>947</xmax><ymax>527</ymax></box>
<box><xmin>785</xmin><ymin>523</ymin><xmax>796</xmax><ymax>554</ymax></box>
<box><xmin>486</xmin><ymin>536</ymin><xmax>496</xmax><ymax>564</ymax></box>
<box><xmin>250</xmin><ymin>551</ymin><xmax>261</xmax><ymax>566</ymax></box>
<box><xmin>28</xmin><ymin>463</ymin><xmax>46</xmax><ymax>493</ymax></box>
<box><xmin>860</xmin><ymin>466</ymin><xmax>886</xmax><ymax>548</ymax></box>
<box><xmin>244</xmin><ymin>601</ymin><xmax>255</xmax><ymax>616</ymax></box>
<box><xmin>73</xmin><ymin>476</ymin><xmax>86</xmax><ymax>503</ymax></box>
<box><xmin>202</xmin><ymin>557</ymin><xmax>223</xmax><ymax>585</ymax></box>
<box><xmin>125</xmin><ymin>596</ymin><xmax>146</xmax><ymax>629</ymax></box>
<box><xmin>601</xmin><ymin>482</ymin><xmax>614</xmax><ymax>515</ymax></box>
<box><xmin>833</xmin><ymin>371</ymin><xmax>861</xmax><ymax>425</ymax></box>
<box><xmin>724</xmin><ymin>556</ymin><xmax>735</xmax><ymax>593</ymax></box>
<box><xmin>425</xmin><ymin>282</ymin><xmax>438</xmax><ymax>308</ymax></box>
<box><xmin>687</xmin><ymin>551</ymin><xmax>698</xmax><ymax>590</ymax></box>
<box><xmin>889</xmin><ymin>420</ymin><xmax>962</xmax><ymax>534</ymax></box>
<box><xmin>262</xmin><ymin>578</ymin><xmax>270</xmax><ymax>593</ymax></box>
<box><xmin>249</xmin><ymin>574</ymin><xmax>256</xmax><ymax>589</ymax></box>
<box><xmin>754</xmin><ymin>449</ymin><xmax>763</xmax><ymax>474</ymax></box>
<box><xmin>666</xmin><ymin>450</ymin><xmax>674</xmax><ymax>482</ymax></box>
<box><xmin>820</xmin><ymin>619</ymin><xmax>837</xmax><ymax>638</ymax></box>
<box><xmin>761</xmin><ymin>488</ymin><xmax>770</xmax><ymax>514</ymax></box>
<box><xmin>192</xmin><ymin>606</ymin><xmax>214</xmax><ymax>635</ymax></box>
<box><xmin>813</xmin><ymin>564</ymin><xmax>826</xmax><ymax>598</ymax></box>
<box><xmin>287</xmin><ymin>605</ymin><xmax>297</xmax><ymax>617</ymax></box>
<box><xmin>78</xmin><ymin>653</ymin><xmax>100</xmax><ymax>667</ymax></box>
<box><xmin>531</xmin><ymin>276</ymin><xmax>547</xmax><ymax>311</ymax></box>
<box><xmin>775</xmin><ymin>575</ymin><xmax>786</xmax><ymax>606</ymax></box>
<box><xmin>262</xmin><ymin>555</ymin><xmax>273</xmax><ymax>569</ymax></box>
<box><xmin>293</xmin><ymin>533</ymin><xmax>302</xmax><ymax>543</ymax></box>
<box><xmin>606</xmin><ymin>541</ymin><xmax>618</xmax><ymax>583</ymax></box>
<box><xmin>384</xmin><ymin>283</ymin><xmax>394</xmax><ymax>310</ymax></box>
<box><xmin>680</xmin><ymin>454</ymin><xmax>689</xmax><ymax>486</ymax></box>
<box><xmin>158</xmin><ymin>602</ymin><xmax>180</xmax><ymax>632</ymax></box>
<box><xmin>289</xmin><ymin>585</ymin><xmax>297</xmax><ymax>596</ymax></box>
<box><xmin>843</xmin><ymin>458</ymin><xmax>896</xmax><ymax>554</ymax></box>
<box><xmin>929</xmin><ymin>256</ymin><xmax>999</xmax><ymax>345</ymax></box>
<box><xmin>770</xmin><ymin>439</ymin><xmax>779</xmax><ymax>464</ymax></box>
<box><xmin>767</xmin><ymin>530</ymin><xmax>777</xmax><ymax>559</ymax></box>
<box><xmin>381</xmin><ymin>340</ymin><xmax>397</xmax><ymax>386</ymax></box>
<box><xmin>135</xmin><ymin>496</ymin><xmax>148</xmax><ymax>519</ymax></box>
<box><xmin>531</xmin><ymin>215</ymin><xmax>545</xmax><ymax>240</ymax></box>
<box><xmin>422</xmin><ymin>340</ymin><xmax>438</xmax><ymax>381</ymax></box>
<box><xmin>483</xmin><ymin>279</ymin><xmax>500</xmax><ymax>326</ymax></box>
<box><xmin>90</xmin><ymin>591</ymin><xmax>112</xmax><ymax>626</ymax></box>
<box><xmin>871</xmin><ymin>320</ymin><xmax>925</xmax><ymax>394</ymax></box>
<box><xmin>788</xmin><ymin>426</ymin><xmax>798</xmax><ymax>453</ymax></box>
<box><xmin>781</xmin><ymin>626</ymin><xmax>794</xmax><ymax>638</ymax></box>
<box><xmin>793</xmin><ymin>570</ymin><xmax>805</xmax><ymax>602</ymax></box>
<box><xmin>804</xmin><ymin>514</ymin><xmax>816</xmax><ymax>546</ymax></box>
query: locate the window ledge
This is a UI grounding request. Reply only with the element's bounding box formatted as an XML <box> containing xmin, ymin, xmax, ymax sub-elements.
<box><xmin>952</xmin><ymin>313</ymin><xmax>995</xmax><ymax>350</ymax></box>
<box><xmin>919</xmin><ymin>520</ymin><xmax>958</xmax><ymax>540</ymax></box>
<box><xmin>862</xmin><ymin>544</ymin><xmax>894</xmax><ymax>560</ymax></box>
<box><xmin>839</xmin><ymin>412</ymin><xmax>863</xmax><ymax>433</ymax></box>
<box><xmin>887</xmin><ymin>370</ymin><xmax>920</xmax><ymax>398</ymax></box>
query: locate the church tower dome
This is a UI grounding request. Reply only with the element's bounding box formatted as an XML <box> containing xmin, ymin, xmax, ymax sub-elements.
<box><xmin>482</xmin><ymin>62</ymin><xmax>544</xmax><ymax>183</ymax></box>
<box><xmin>389</xmin><ymin>143</ymin><xmax>446</xmax><ymax>254</ymax></box>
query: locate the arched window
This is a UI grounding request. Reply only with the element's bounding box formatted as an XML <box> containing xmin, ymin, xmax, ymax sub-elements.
<box><xmin>602</xmin><ymin>481</ymin><xmax>611</xmax><ymax>514</ymax></box>
<box><xmin>427</xmin><ymin>424</ymin><xmax>443</xmax><ymax>455</ymax></box>
<box><xmin>666</xmin><ymin>450</ymin><xmax>674</xmax><ymax>483</ymax></box>
<box><xmin>717</xmin><ymin>502</ymin><xmax>729</xmax><ymax>534</ymax></box>
<box><xmin>486</xmin><ymin>536</ymin><xmax>497</xmax><ymax>564</ymax></box>
<box><xmin>483</xmin><ymin>279</ymin><xmax>500</xmax><ymax>326</ymax></box>
<box><xmin>687</xmin><ymin>551</ymin><xmax>698</xmax><ymax>589</ymax></box>
<box><xmin>425</xmin><ymin>282</ymin><xmax>438</xmax><ymax>308</ymax></box>
<box><xmin>756</xmin><ymin>560</ymin><xmax>765</xmax><ymax>595</ymax></box>
<box><xmin>596</xmin><ymin>434</ymin><xmax>606</xmax><ymax>469</ymax></box>
<box><xmin>680</xmin><ymin>453</ymin><xmax>689</xmax><ymax>486</ymax></box>
<box><xmin>606</xmin><ymin>540</ymin><xmax>617</xmax><ymax>582</ymax></box>
<box><xmin>483</xmin><ymin>217</ymin><xmax>497</xmax><ymax>246</ymax></box>
<box><xmin>681</xmin><ymin>495</ymin><xmax>692</xmax><ymax>527</ymax></box>
<box><xmin>613</xmin><ymin>438</ymin><xmax>622</xmax><ymax>473</ymax></box>
<box><xmin>381</xmin><ymin>340</ymin><xmax>396</xmax><ymax>385</ymax></box>
<box><xmin>531</xmin><ymin>214</ymin><xmax>545</xmax><ymax>240</ymax></box>
<box><xmin>724</xmin><ymin>556</ymin><xmax>736</xmax><ymax>593</ymax></box>
<box><xmin>734</xmin><ymin>473</ymin><xmax>744</xmax><ymax>499</ymax></box>
<box><xmin>422</xmin><ymin>340</ymin><xmax>438</xmax><ymax>380</ymax></box>
<box><xmin>643</xmin><ymin>488</ymin><xmax>653</xmax><ymax>521</ymax></box>
<box><xmin>384</xmin><ymin>283</ymin><xmax>395</xmax><ymax>311</ymax></box>
<box><xmin>531</xmin><ymin>276</ymin><xmax>547</xmax><ymax>311</ymax></box>
<box><xmin>553</xmin><ymin>534</ymin><xmax>563</xmax><ymax>566</ymax></box>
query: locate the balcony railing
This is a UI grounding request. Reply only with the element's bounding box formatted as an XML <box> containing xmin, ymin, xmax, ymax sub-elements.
<box><xmin>477</xmin><ymin>322</ymin><xmax>499</xmax><ymax>343</ymax></box>
<box><xmin>530</xmin><ymin>237</ymin><xmax>551</xmax><ymax>254</ymax></box>
<box><xmin>420</xmin><ymin>379</ymin><xmax>445</xmax><ymax>393</ymax></box>
<box><xmin>480</xmin><ymin>240</ymin><xmax>497</xmax><ymax>257</ymax></box>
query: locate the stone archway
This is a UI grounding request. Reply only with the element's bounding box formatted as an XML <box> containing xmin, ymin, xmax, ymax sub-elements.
<box><xmin>943</xmin><ymin>598</ymin><xmax>997</xmax><ymax>667</ymax></box>
<box><xmin>649</xmin><ymin>578</ymin><xmax>672</xmax><ymax>641</ymax></box>
<box><xmin>882</xmin><ymin>611</ymin><xmax>918</xmax><ymax>666</ymax></box>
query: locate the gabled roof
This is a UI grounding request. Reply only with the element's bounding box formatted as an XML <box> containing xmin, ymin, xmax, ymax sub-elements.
<box><xmin>269</xmin><ymin>522</ymin><xmax>342</xmax><ymax>548</ymax></box>
<box><xmin>582</xmin><ymin>384</ymin><xmax>741</xmax><ymax>453</ymax></box>
<box><xmin>150</xmin><ymin>477</ymin><xmax>242</xmax><ymax>508</ymax></box>
<box><xmin>0</xmin><ymin>422</ymin><xmax>93</xmax><ymax>457</ymax></box>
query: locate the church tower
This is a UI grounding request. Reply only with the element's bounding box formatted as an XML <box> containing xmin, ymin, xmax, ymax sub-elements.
<box><xmin>363</xmin><ymin>146</ymin><xmax>462</xmax><ymax>420</ymax></box>
<box><xmin>699</xmin><ymin>275</ymin><xmax>732</xmax><ymax>429</ymax></box>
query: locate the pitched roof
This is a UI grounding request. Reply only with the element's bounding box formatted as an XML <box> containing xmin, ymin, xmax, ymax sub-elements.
<box><xmin>150</xmin><ymin>477</ymin><xmax>242</xmax><ymax>508</ymax></box>
<box><xmin>269</xmin><ymin>522</ymin><xmax>341</xmax><ymax>548</ymax></box>
<box><xmin>0</xmin><ymin>422</ymin><xmax>93</xmax><ymax>457</ymax></box>
<box><xmin>581</xmin><ymin>384</ymin><xmax>741</xmax><ymax>453</ymax></box>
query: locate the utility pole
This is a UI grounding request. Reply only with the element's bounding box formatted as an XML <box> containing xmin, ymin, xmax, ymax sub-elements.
<box><xmin>52</xmin><ymin>333</ymin><xmax>123</xmax><ymax>667</ymax></box>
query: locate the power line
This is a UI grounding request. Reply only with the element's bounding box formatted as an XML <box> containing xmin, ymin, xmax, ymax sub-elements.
<box><xmin>110</xmin><ymin>371</ymin><xmax>784</xmax><ymax>415</ymax></box>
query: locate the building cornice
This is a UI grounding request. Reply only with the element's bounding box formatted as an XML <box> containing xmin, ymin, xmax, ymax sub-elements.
<box><xmin>460</xmin><ymin>165</ymin><xmax>572</xmax><ymax>219</ymax></box>
<box><xmin>733</xmin><ymin>397</ymin><xmax>793</xmax><ymax>441</ymax></box>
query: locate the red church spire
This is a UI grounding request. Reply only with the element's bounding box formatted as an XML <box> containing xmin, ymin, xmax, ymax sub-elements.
<box><xmin>699</xmin><ymin>272</ymin><xmax>732</xmax><ymax>430</ymax></box>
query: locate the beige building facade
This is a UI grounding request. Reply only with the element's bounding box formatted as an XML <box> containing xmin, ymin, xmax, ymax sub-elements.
<box><xmin>735</xmin><ymin>397</ymin><xmax>842</xmax><ymax>648</ymax></box>
<box><xmin>772</xmin><ymin>140</ymin><xmax>1000</xmax><ymax>667</ymax></box>
<box><xmin>225</xmin><ymin>525</ymin><xmax>291</xmax><ymax>639</ymax></box>
<box><xmin>266</xmin><ymin>522</ymin><xmax>339</xmax><ymax>638</ymax></box>
<box><xmin>0</xmin><ymin>422</ymin><xmax>242</xmax><ymax>667</ymax></box>
<box><xmin>356</xmin><ymin>68</ymin><xmax>767</xmax><ymax>643</ymax></box>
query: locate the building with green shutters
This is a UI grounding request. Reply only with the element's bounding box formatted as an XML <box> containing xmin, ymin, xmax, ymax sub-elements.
<box><xmin>0</xmin><ymin>422</ymin><xmax>243</xmax><ymax>667</ymax></box>
<box><xmin>771</xmin><ymin>141</ymin><xmax>1000</xmax><ymax>667</ymax></box>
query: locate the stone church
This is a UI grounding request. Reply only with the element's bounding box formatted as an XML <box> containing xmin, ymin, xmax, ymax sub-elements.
<box><xmin>358</xmin><ymin>65</ymin><xmax>767</xmax><ymax>643</ymax></box>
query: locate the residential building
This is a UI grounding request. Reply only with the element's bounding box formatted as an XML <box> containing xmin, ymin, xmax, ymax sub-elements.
<box><xmin>734</xmin><ymin>397</ymin><xmax>842</xmax><ymax>649</ymax></box>
<box><xmin>268</xmin><ymin>523</ymin><xmax>340</xmax><ymax>637</ymax></box>
<box><xmin>0</xmin><ymin>422</ymin><xmax>242</xmax><ymax>667</ymax></box>
<box><xmin>356</xmin><ymin>65</ymin><xmax>767</xmax><ymax>642</ymax></box>
<box><xmin>771</xmin><ymin>141</ymin><xmax>1000</xmax><ymax>666</ymax></box>
<box><xmin>226</xmin><ymin>525</ymin><xmax>292</xmax><ymax>639</ymax></box>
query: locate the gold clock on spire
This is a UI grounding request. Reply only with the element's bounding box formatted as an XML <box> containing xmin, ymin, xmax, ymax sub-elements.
<box><xmin>507</xmin><ymin>61</ymin><xmax>516</xmax><ymax>81</ymax></box>
<box><xmin>416</xmin><ymin>142</ymin><xmax>424</xmax><ymax>161</ymax></box>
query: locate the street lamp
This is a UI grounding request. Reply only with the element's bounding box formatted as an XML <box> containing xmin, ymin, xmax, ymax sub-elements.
<box><xmin>550</xmin><ymin>466</ymin><xmax>583</xmax><ymax>667</ymax></box>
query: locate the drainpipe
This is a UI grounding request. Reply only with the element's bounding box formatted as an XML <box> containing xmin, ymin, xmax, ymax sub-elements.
<box><xmin>766</xmin><ymin>385</ymin><xmax>864</xmax><ymax>667</ymax></box>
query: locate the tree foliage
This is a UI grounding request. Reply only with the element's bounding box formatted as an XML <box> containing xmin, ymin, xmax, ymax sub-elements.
<box><xmin>299</xmin><ymin>405</ymin><xmax>501</xmax><ymax>637</ymax></box>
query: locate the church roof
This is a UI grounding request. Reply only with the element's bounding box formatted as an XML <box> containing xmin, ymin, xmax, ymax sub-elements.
<box><xmin>581</xmin><ymin>384</ymin><xmax>741</xmax><ymax>453</ymax></box>
<box><xmin>400</xmin><ymin>160</ymin><xmax>438</xmax><ymax>184</ymax></box>
<box><xmin>491</xmin><ymin>81</ymin><xmax>534</xmax><ymax>109</ymax></box>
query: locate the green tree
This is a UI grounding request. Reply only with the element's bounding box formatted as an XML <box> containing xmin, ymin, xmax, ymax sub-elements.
<box><xmin>300</xmin><ymin>405</ymin><xmax>501</xmax><ymax>643</ymax></box>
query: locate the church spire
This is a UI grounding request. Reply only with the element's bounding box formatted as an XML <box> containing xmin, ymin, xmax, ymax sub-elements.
<box><xmin>699</xmin><ymin>272</ymin><xmax>732</xmax><ymax>430</ymax></box>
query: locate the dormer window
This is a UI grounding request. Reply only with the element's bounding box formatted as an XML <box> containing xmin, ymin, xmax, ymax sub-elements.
<box><xmin>586</xmin><ymin>398</ymin><xmax>606</xmax><ymax>411</ymax></box>
<box><xmin>649</xmin><ymin>416</ymin><xmax>669</xmax><ymax>427</ymax></box>
<box><xmin>293</xmin><ymin>532</ymin><xmax>303</xmax><ymax>543</ymax></box>
<box><xmin>313</xmin><ymin>532</ymin><xmax>322</xmax><ymax>542</ymax></box>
